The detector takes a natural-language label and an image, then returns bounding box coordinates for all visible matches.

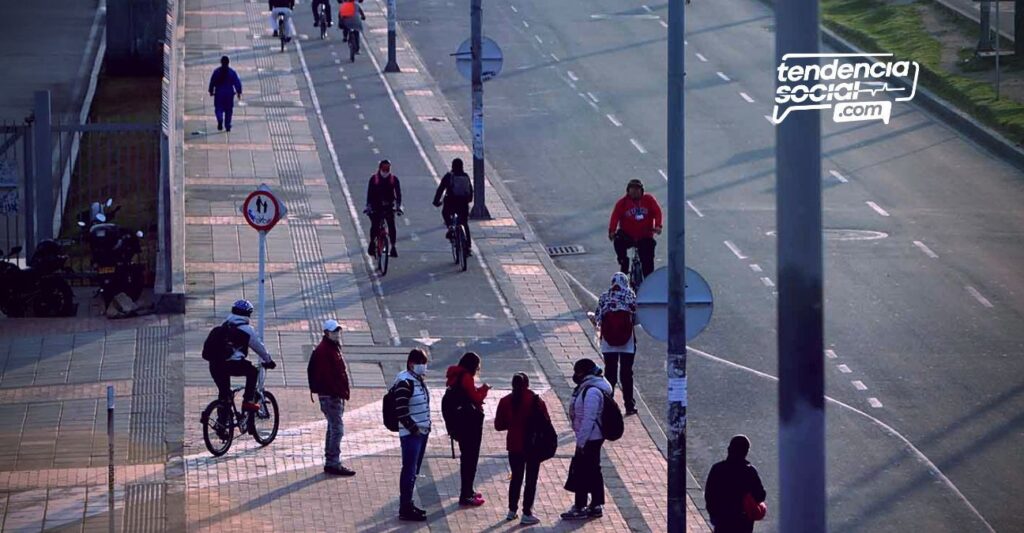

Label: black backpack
[201,322,247,362]
[525,396,558,462]
[584,386,624,441]
[382,379,411,432]
[442,385,482,442]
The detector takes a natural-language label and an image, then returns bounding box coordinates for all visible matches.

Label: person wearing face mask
[364,159,404,258]
[608,178,663,280]
[307,320,355,476]
[561,358,613,521]
[392,349,431,521]
[444,352,491,506]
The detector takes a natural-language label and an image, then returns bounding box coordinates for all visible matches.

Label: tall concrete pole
[666,0,687,530]
[469,0,490,219]
[384,0,400,72]
[775,0,826,531]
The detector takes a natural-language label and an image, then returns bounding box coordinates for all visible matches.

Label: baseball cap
[322,319,342,332]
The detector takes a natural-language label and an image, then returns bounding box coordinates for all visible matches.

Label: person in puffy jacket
[608,178,663,278]
[494,372,548,526]
[446,352,491,506]
[561,358,612,521]
[308,319,354,476]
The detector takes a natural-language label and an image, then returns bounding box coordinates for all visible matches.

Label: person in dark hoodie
[704,435,767,533]
[494,372,549,526]
[207,56,242,132]
[432,158,474,256]
[364,159,403,258]
[446,352,491,506]
[307,319,355,476]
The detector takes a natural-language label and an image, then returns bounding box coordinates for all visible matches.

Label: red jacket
[608,193,663,241]
[494,391,550,454]
[445,365,488,408]
[308,337,350,400]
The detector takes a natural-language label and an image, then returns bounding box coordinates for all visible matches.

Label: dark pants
[712,520,755,533]
[604,352,635,410]
[311,0,332,25]
[442,203,472,249]
[369,210,396,250]
[209,359,258,404]
[508,452,540,515]
[214,103,234,131]
[458,423,483,499]
[399,433,429,510]
[573,440,605,508]
[613,232,656,278]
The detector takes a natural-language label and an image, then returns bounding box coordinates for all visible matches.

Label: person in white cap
[308,319,355,476]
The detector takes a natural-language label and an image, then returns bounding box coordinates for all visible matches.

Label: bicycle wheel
[201,400,234,456]
[379,240,389,276]
[456,226,468,272]
[450,229,459,265]
[349,33,357,61]
[250,390,280,446]
[279,19,286,52]
[630,256,644,290]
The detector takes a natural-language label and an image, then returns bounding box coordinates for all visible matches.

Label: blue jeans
[399,433,429,509]
[319,396,345,468]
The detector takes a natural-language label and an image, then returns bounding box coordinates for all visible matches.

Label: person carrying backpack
[364,159,403,258]
[704,435,767,533]
[561,358,613,521]
[432,158,474,256]
[204,299,276,413]
[494,372,551,526]
[307,319,355,477]
[444,352,490,506]
[594,272,638,416]
[390,349,431,521]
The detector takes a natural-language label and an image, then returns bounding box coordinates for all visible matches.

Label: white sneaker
[505,511,518,521]
[520,514,540,525]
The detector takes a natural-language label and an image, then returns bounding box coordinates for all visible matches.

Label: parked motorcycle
[74,197,146,308]
[0,243,77,317]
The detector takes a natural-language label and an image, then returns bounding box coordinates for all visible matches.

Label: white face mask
[380,170,391,178]
[412,364,427,376]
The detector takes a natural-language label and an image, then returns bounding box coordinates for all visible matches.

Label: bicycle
[201,365,280,456]
[348,29,360,62]
[318,3,328,40]
[278,13,288,52]
[449,211,468,272]
[627,245,644,290]
[367,208,392,276]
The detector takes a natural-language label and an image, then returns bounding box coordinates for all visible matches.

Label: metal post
[776,0,825,530]
[979,2,993,51]
[257,230,267,339]
[384,0,400,72]
[468,0,490,220]
[33,91,54,250]
[22,124,34,256]
[995,2,1002,100]
[666,0,687,530]
[1015,0,1024,56]
[106,385,115,533]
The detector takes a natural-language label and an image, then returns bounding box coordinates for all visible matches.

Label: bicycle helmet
[627,178,644,193]
[231,299,254,317]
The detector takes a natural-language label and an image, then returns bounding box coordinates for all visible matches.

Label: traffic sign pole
[241,184,285,340]
[257,230,267,339]
[384,0,400,72]
[469,0,490,220]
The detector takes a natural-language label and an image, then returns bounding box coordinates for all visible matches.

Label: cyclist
[432,158,474,256]
[268,0,296,42]
[339,0,365,50]
[311,0,332,28]
[365,159,403,258]
[209,299,277,413]
[608,179,662,279]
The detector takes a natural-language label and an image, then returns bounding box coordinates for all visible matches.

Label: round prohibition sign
[242,190,282,232]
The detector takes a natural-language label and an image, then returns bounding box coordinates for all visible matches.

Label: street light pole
[384,0,400,72]
[775,0,826,531]
[666,0,687,530]
[469,0,490,219]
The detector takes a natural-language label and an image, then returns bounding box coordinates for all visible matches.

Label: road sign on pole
[453,37,503,82]
[241,185,286,339]
[634,266,713,343]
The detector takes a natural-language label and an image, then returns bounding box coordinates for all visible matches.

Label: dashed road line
[829,170,849,183]
[724,240,747,260]
[913,240,938,259]
[716,71,730,82]
[966,286,994,308]
[641,4,653,12]
[535,35,543,44]
[825,349,837,359]
[567,70,579,81]
[522,20,530,28]
[606,113,621,127]
[867,397,883,408]
[550,53,560,62]
[749,264,762,273]
[739,91,755,103]
[852,380,868,391]
[367,135,374,143]
[358,113,365,120]
[760,277,775,287]
[686,200,704,218]
[630,138,647,154]
[586,92,600,103]
[695,52,707,62]
[837,364,852,374]
[659,19,668,28]
[510,5,518,13]
[658,169,668,180]
[866,201,890,217]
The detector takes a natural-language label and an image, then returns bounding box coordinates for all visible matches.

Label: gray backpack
[449,173,472,200]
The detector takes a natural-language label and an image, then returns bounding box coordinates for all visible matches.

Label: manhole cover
[765,229,888,241]
[547,245,586,257]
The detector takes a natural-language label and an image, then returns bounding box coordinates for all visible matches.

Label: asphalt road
[372,0,1024,531]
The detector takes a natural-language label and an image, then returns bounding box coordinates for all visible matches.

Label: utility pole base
[470,205,491,220]
[384,62,401,73]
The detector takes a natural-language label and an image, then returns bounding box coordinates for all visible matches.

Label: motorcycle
[0,242,77,317]
[77,198,145,307]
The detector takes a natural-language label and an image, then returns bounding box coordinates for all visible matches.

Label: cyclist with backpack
[364,159,403,258]
[203,300,276,413]
[594,272,639,416]
[338,0,365,47]
[443,352,490,507]
[494,372,552,526]
[432,158,474,256]
[562,358,616,521]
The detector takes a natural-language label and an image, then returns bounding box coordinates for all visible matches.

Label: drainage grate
[547,245,586,257]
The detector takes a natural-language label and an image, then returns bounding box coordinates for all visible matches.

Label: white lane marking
[567,70,579,81]
[410,232,420,241]
[760,277,775,287]
[363,124,370,131]
[837,364,852,374]
[716,71,730,82]
[358,113,365,120]
[658,169,668,180]
[346,83,353,90]
[724,240,747,260]
[642,4,653,12]
[750,264,762,273]
[535,35,543,44]
[659,19,668,28]
[825,349,838,359]
[913,240,938,259]
[606,113,621,127]
[331,51,338,57]
[852,380,868,391]
[630,138,647,154]
[965,286,994,308]
[586,92,600,103]
[402,217,410,226]
[349,93,357,99]
[294,38,400,346]
[510,5,518,12]
[522,20,530,28]
[739,91,755,103]
[867,397,883,408]
[372,147,380,154]
[566,79,578,90]
[334,58,341,64]
[695,52,708,62]
[367,135,374,143]
[763,115,775,125]
[829,170,849,183]
[686,200,704,218]
[354,103,361,109]
[550,53,560,62]
[866,201,890,217]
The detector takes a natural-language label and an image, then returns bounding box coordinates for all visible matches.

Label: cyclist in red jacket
[608,179,662,278]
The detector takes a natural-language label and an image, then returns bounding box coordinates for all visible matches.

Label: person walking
[445,352,490,506]
[561,358,613,520]
[307,319,355,476]
[594,272,638,416]
[704,435,767,533]
[207,56,242,132]
[393,349,431,521]
[494,372,549,526]
[432,158,474,256]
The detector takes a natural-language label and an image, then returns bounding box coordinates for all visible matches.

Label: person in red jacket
[608,178,663,279]
[446,352,491,506]
[494,372,549,526]
[308,319,355,476]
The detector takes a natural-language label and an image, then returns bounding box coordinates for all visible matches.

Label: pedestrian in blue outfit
[208,55,242,132]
